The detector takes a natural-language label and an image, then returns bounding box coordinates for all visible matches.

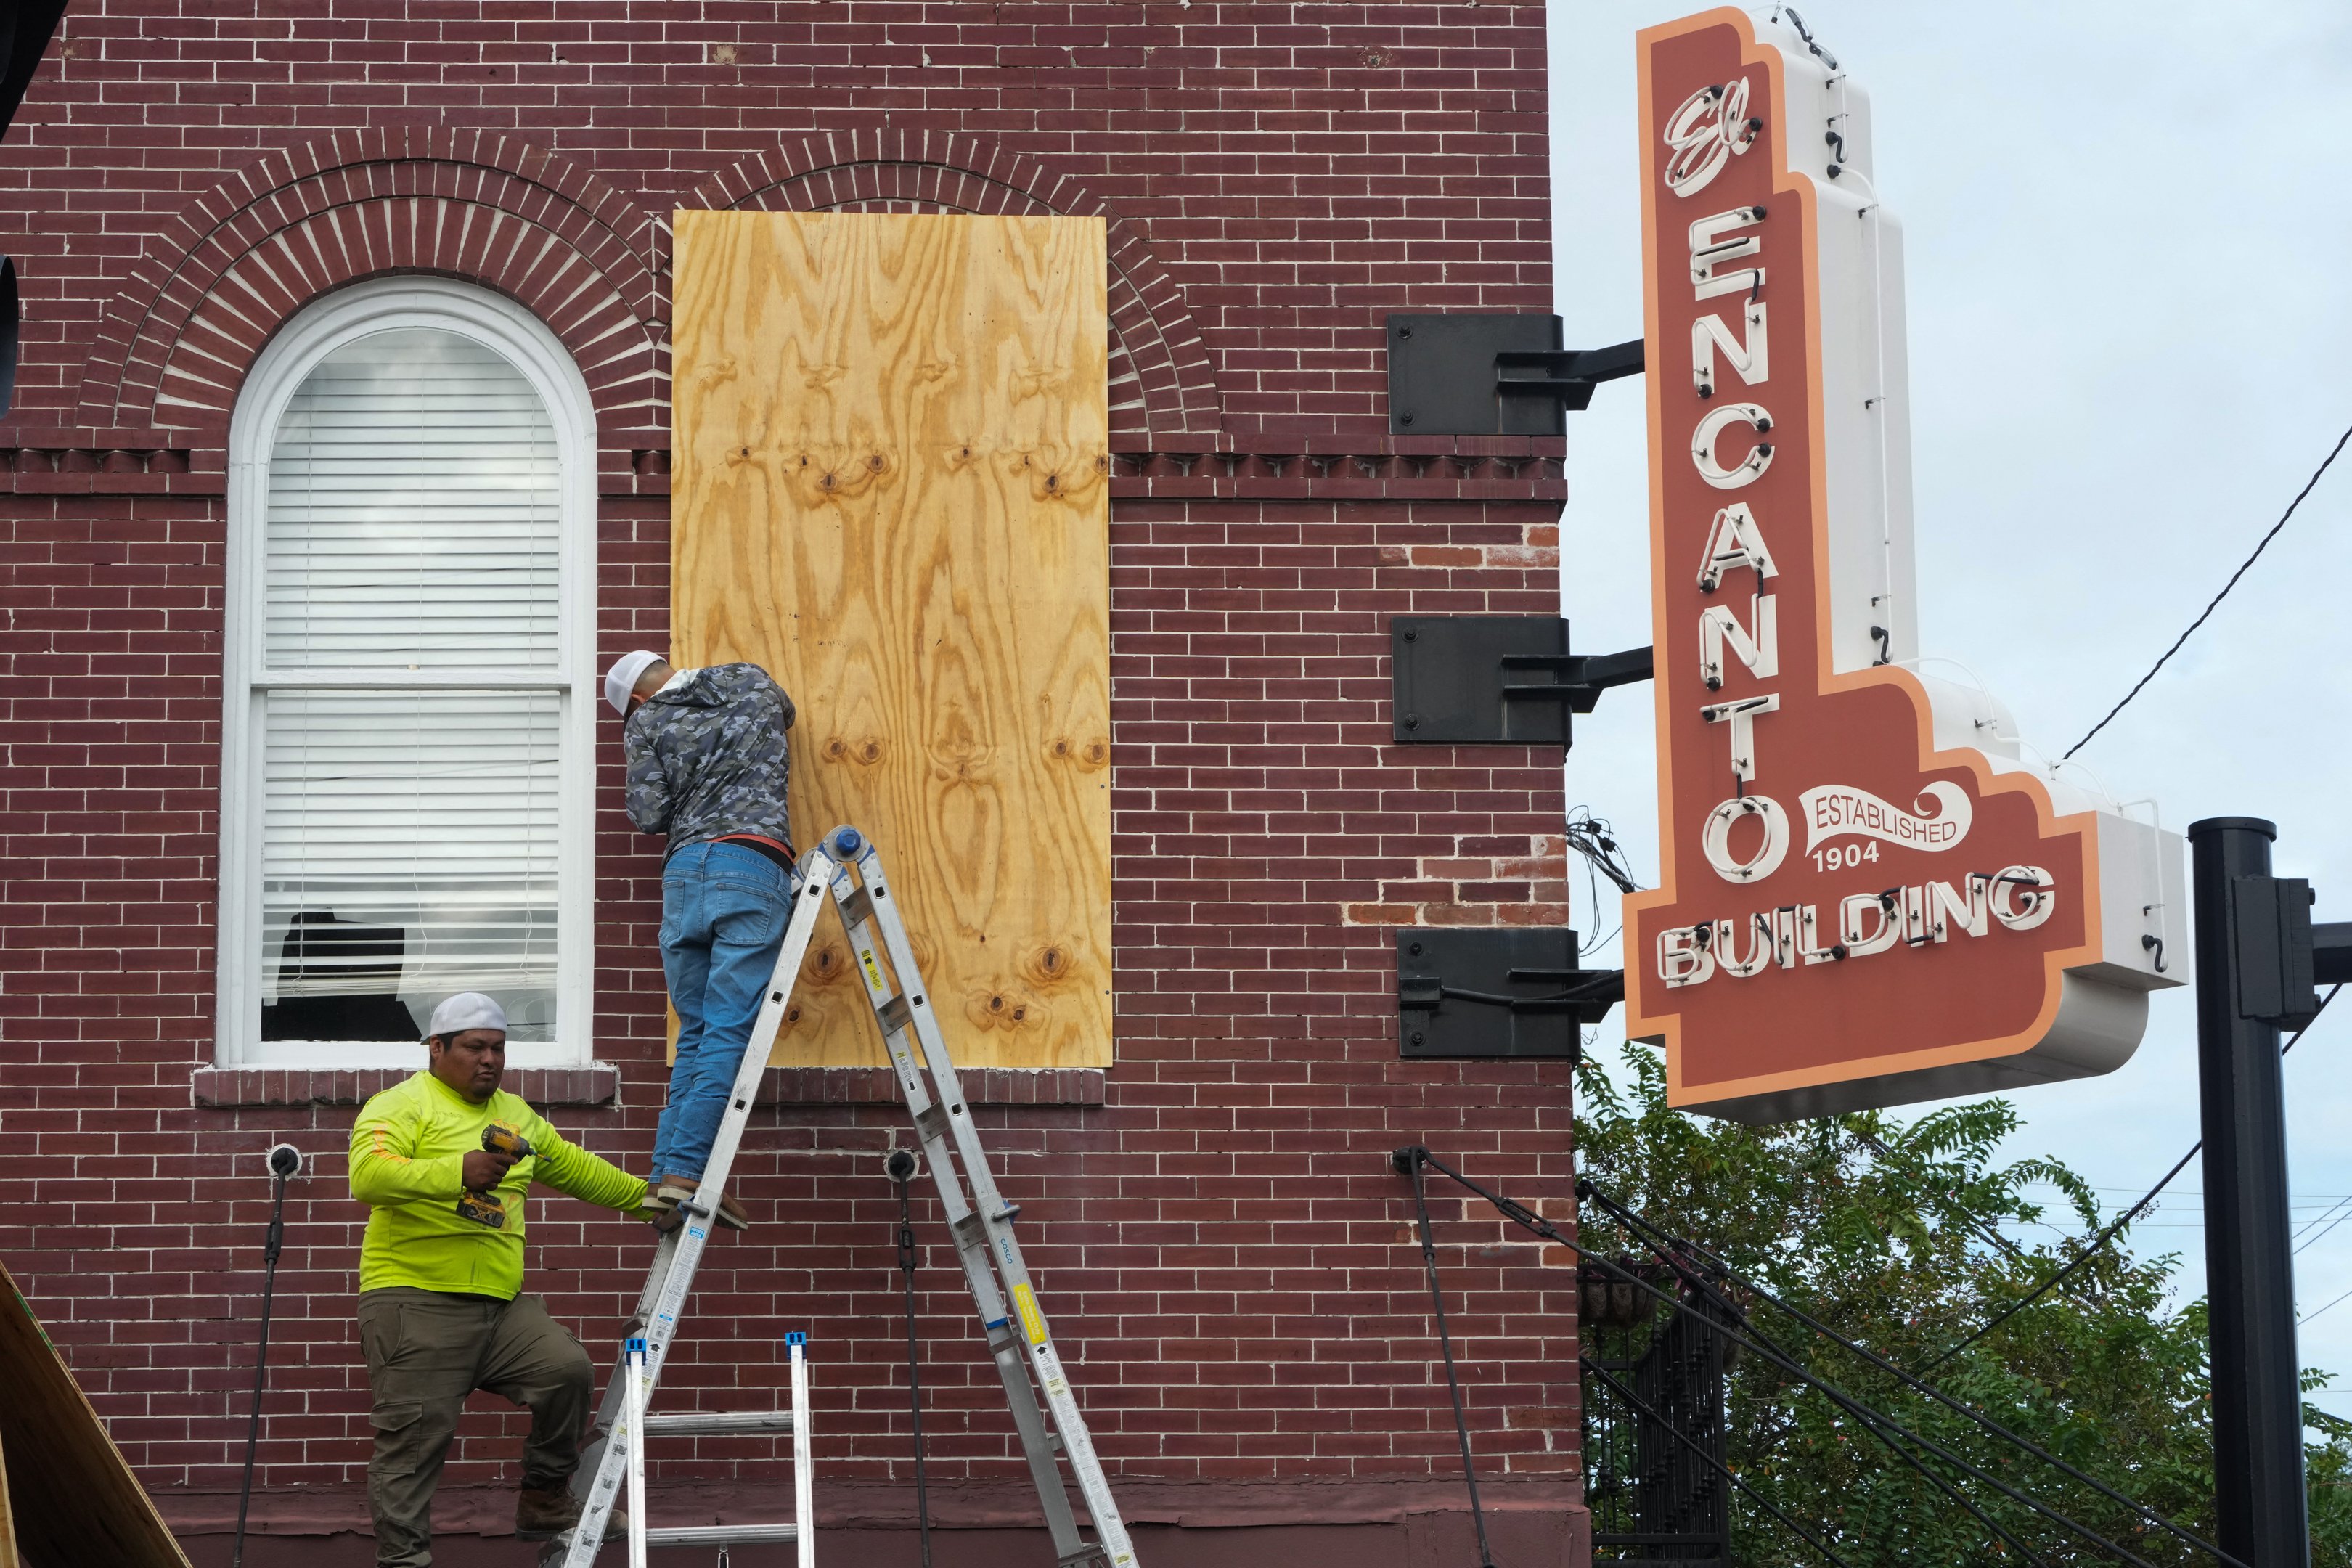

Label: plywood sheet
[0,1424,17,1568]
[0,1259,192,1568]
[671,211,1111,1069]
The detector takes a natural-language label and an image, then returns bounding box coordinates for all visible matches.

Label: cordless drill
[454,1123,534,1228]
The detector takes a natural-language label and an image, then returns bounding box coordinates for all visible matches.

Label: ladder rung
[643,1522,800,1546]
[915,1103,951,1143]
[1058,1546,1113,1568]
[952,1201,1020,1236]
[879,994,912,1034]
[641,1409,796,1436]
[952,1211,991,1246]
[839,886,877,927]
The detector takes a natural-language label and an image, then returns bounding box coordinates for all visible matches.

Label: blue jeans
[652,841,791,1182]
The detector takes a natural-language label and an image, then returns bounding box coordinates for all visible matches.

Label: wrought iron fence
[1583,1257,1739,1564]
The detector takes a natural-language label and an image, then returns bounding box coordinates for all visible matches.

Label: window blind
[260,690,562,1035]
[255,326,568,1044]
[266,329,560,669]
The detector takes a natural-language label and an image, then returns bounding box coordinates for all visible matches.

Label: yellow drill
[454,1122,534,1228]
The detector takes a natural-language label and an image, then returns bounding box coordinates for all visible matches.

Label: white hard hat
[425,992,507,1042]
[603,650,665,716]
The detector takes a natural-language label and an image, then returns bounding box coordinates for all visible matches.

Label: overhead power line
[1406,1146,2222,1567]
[2295,1194,2352,1256]
[2065,421,2352,759]
[2302,1280,2352,1328]
[1584,1182,2239,1568]
[1920,984,2342,1374]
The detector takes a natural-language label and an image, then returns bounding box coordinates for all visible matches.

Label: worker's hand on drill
[461,1146,521,1193]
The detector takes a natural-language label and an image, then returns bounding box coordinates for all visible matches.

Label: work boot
[632,1196,684,1234]
[651,1173,754,1231]
[515,1484,626,1542]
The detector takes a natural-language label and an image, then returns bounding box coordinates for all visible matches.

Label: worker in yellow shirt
[349,992,654,1566]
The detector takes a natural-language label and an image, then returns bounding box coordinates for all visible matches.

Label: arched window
[218,279,597,1067]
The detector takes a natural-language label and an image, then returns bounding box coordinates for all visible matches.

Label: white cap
[603,650,665,716]
[425,992,508,1042]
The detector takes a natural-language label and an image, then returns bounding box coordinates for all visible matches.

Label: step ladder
[548,826,1136,1568]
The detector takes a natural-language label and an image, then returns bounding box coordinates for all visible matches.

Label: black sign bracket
[1393,617,1653,748]
[1386,313,1645,436]
[1397,928,1622,1061]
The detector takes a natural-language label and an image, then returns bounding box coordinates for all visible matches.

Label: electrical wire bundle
[1394,1145,2260,1567]
[1564,808,1639,962]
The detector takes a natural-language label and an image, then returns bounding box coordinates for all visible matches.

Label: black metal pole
[886,1148,933,1568]
[234,1144,302,1568]
[2190,816,2309,1567]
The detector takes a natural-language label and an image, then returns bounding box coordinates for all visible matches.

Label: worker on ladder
[605,648,798,1233]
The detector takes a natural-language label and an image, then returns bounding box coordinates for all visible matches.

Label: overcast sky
[1547,0,2352,1402]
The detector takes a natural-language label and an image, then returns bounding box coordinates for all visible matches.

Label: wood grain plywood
[0,1261,192,1568]
[670,211,1111,1069]
[0,1426,15,1568]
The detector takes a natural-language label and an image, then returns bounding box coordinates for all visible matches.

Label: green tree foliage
[1575,1042,2352,1563]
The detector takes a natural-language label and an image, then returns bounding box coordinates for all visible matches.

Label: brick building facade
[0,4,1583,1563]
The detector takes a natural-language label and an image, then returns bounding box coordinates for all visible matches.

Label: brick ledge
[189,1063,1106,1109]
[157,1474,1578,1535]
[192,1063,619,1108]
[0,430,1568,502]
[759,1066,1106,1107]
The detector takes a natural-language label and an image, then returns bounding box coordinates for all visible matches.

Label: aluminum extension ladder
[550,825,1137,1568]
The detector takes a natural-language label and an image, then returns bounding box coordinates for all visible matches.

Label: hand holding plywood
[0,1259,192,1568]
[670,211,1111,1069]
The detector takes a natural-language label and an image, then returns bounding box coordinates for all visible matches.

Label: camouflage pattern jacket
[622,663,796,858]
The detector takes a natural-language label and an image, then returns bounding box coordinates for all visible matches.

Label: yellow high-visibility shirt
[349,1071,648,1299]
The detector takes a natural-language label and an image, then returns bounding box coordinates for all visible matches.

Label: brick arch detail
[679,131,1222,439]
[73,128,665,438]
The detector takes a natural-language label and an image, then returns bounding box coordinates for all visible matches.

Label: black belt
[669,835,797,873]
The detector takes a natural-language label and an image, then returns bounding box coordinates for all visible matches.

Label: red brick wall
[0,4,1583,1563]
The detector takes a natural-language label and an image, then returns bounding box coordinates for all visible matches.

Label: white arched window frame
[217,277,598,1068]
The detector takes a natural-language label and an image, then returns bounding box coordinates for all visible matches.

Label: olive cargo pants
[358,1287,596,1567]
